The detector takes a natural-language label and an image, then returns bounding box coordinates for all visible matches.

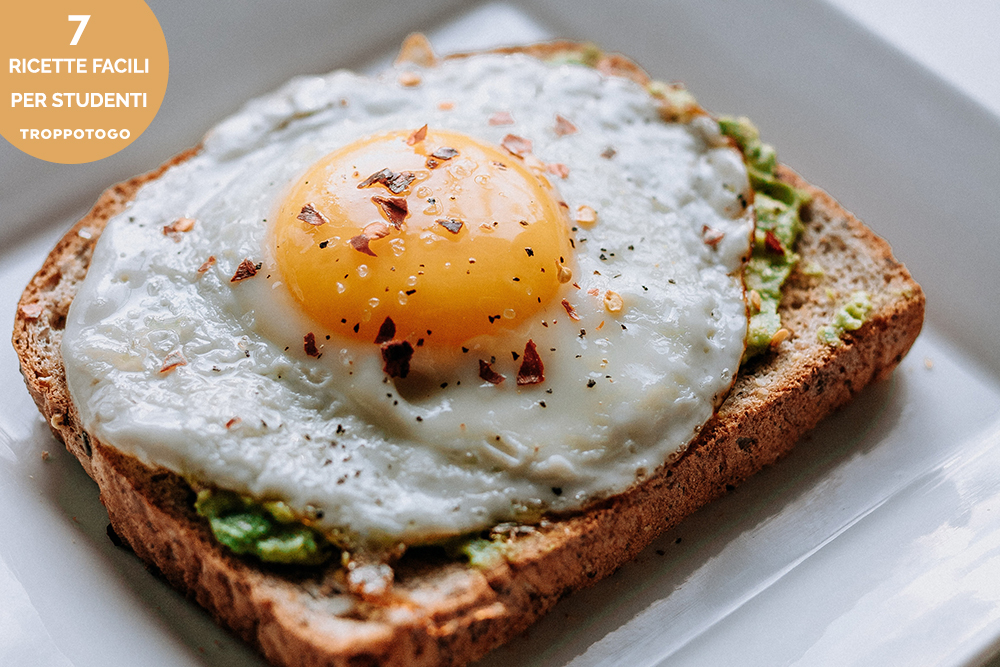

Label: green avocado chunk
[457,537,508,569]
[719,116,810,359]
[194,489,333,566]
[818,291,873,345]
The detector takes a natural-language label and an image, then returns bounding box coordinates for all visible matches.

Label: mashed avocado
[456,538,509,569]
[194,488,333,566]
[818,291,873,345]
[718,116,810,358]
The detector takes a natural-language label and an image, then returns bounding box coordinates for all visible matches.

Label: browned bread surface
[12,46,924,667]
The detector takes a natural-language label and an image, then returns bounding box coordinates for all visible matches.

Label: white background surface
[827,0,1000,118]
[2,1,999,666]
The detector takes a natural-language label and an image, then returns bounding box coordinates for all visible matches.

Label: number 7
[68,15,90,46]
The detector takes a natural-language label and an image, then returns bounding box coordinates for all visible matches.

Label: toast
[12,41,924,667]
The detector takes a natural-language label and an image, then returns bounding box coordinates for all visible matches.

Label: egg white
[63,53,753,547]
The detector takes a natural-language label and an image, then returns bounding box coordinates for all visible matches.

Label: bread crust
[12,44,924,667]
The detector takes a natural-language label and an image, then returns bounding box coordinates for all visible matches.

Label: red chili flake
[358,168,393,189]
[350,221,392,256]
[436,218,463,234]
[197,256,216,274]
[431,146,458,160]
[702,225,725,247]
[371,196,408,228]
[478,359,505,385]
[516,340,544,386]
[387,171,415,194]
[554,114,577,136]
[547,163,570,179]
[225,417,241,429]
[587,287,599,296]
[374,317,396,344]
[349,234,376,256]
[600,146,617,159]
[501,134,532,157]
[764,230,785,255]
[297,203,329,226]
[230,258,260,282]
[304,332,320,357]
[163,217,195,241]
[488,111,514,126]
[381,340,414,379]
[560,299,581,321]
[406,124,428,146]
[159,349,187,374]
[357,168,416,194]
[19,302,44,320]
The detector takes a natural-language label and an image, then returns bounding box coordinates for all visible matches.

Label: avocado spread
[818,291,872,345]
[719,116,810,359]
[194,488,333,566]
[455,537,509,569]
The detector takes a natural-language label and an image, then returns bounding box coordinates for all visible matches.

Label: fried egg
[62,49,754,548]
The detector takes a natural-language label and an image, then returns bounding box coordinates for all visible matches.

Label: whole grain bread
[12,42,924,667]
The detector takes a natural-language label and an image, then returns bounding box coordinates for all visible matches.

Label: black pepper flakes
[381,340,414,378]
[374,317,396,344]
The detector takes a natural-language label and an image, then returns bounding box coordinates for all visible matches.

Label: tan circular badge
[0,0,168,164]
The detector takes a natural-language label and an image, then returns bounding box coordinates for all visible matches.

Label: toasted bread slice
[12,43,923,667]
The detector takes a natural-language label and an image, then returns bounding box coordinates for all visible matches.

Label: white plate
[2,2,1000,666]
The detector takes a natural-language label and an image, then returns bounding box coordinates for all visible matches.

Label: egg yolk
[272,129,574,347]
